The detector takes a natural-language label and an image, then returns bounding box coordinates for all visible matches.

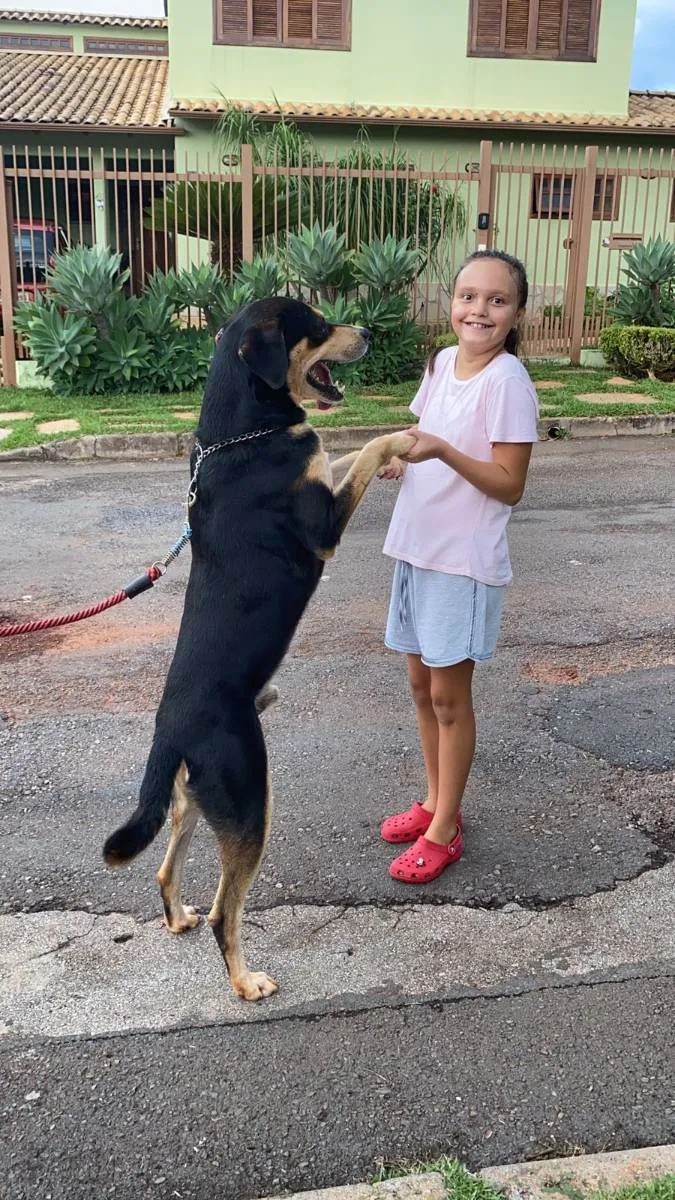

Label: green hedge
[599,324,675,381]
[433,330,459,351]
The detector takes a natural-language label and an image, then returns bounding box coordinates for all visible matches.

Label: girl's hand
[377,455,406,480]
[400,429,448,464]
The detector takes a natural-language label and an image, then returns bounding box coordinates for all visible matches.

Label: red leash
[0,564,167,638]
[0,429,276,640]
[0,566,163,638]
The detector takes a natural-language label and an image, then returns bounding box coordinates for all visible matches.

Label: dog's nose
[358,326,370,342]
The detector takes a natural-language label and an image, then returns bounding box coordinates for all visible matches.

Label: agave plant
[357,291,409,331]
[317,294,361,325]
[46,245,128,337]
[237,254,286,299]
[134,293,177,337]
[286,223,354,300]
[613,236,675,327]
[353,235,421,297]
[97,326,152,388]
[143,268,184,312]
[176,263,238,335]
[13,300,97,393]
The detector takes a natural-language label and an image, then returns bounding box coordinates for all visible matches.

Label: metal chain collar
[187,427,280,508]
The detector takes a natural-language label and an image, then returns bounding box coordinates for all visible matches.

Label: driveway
[0,436,673,1200]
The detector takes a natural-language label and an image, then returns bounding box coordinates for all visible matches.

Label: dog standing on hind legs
[103,298,414,1001]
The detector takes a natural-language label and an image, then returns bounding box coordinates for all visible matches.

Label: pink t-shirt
[383,347,539,585]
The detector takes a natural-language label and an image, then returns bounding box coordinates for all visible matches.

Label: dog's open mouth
[306,360,345,411]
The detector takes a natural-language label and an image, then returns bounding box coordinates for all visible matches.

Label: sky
[8,0,675,91]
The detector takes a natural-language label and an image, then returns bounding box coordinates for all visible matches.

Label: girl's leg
[406,654,438,813]
[425,659,476,845]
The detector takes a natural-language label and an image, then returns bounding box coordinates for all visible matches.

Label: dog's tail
[103,735,181,867]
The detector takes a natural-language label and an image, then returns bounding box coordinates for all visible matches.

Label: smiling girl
[378,249,539,884]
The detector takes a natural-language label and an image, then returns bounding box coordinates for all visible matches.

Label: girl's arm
[402,431,532,506]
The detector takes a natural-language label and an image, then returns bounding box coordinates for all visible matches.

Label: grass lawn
[373,1157,675,1200]
[0,362,673,453]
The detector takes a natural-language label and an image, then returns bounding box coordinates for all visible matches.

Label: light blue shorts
[385,559,505,667]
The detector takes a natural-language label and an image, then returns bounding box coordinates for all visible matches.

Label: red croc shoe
[380,803,462,845]
[389,831,463,884]
[380,801,433,844]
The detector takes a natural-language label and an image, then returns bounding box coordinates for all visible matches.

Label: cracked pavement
[0,436,674,1199]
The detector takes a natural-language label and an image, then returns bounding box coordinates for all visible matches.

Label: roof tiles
[170,91,675,133]
[0,49,169,128]
[0,10,166,28]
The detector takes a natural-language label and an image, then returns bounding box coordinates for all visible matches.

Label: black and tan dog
[103,297,413,1001]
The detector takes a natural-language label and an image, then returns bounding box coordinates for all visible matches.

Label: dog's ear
[238,321,288,390]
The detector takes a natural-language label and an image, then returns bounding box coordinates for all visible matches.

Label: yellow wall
[169,0,636,118]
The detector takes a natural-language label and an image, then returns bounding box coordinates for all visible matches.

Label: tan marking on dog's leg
[295,445,332,489]
[255,682,280,714]
[330,450,360,485]
[333,432,415,534]
[156,764,200,934]
[208,779,277,1002]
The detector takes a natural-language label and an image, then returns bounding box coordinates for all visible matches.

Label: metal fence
[1,138,674,385]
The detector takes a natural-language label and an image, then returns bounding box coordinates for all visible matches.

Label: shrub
[14,245,218,394]
[433,330,459,351]
[345,319,424,387]
[599,324,675,380]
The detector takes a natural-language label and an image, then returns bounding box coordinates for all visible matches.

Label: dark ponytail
[429,249,528,375]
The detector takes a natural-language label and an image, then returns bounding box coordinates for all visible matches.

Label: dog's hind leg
[255,682,280,714]
[195,710,278,1002]
[156,764,200,934]
[208,784,277,1001]
[207,785,277,1001]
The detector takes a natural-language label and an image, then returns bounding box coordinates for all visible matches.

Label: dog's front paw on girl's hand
[378,456,405,480]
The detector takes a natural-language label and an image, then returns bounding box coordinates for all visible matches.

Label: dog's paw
[233,970,279,1002]
[163,904,200,934]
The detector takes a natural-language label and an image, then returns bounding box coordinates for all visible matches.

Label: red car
[13,219,68,302]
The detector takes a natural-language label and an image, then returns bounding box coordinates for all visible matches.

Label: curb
[0,415,673,464]
[479,1143,675,1199]
[251,1146,675,1200]
[256,1174,445,1200]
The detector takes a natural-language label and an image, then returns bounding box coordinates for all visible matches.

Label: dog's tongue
[316,398,332,411]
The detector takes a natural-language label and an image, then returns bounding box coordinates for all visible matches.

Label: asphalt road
[0,436,673,1200]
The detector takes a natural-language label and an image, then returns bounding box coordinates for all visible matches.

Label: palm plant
[144,111,465,276]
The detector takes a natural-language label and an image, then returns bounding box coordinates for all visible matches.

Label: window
[670,182,675,223]
[532,173,575,219]
[531,172,620,220]
[83,36,168,56]
[469,0,601,61]
[0,32,74,51]
[214,0,351,49]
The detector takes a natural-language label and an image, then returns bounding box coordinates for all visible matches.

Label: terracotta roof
[170,91,675,134]
[0,49,170,129]
[0,9,166,27]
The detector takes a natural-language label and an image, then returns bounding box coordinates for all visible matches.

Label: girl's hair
[428,249,529,375]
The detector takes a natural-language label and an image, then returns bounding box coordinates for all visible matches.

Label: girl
[379,249,539,884]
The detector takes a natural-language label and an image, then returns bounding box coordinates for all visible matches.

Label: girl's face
[451,259,523,355]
